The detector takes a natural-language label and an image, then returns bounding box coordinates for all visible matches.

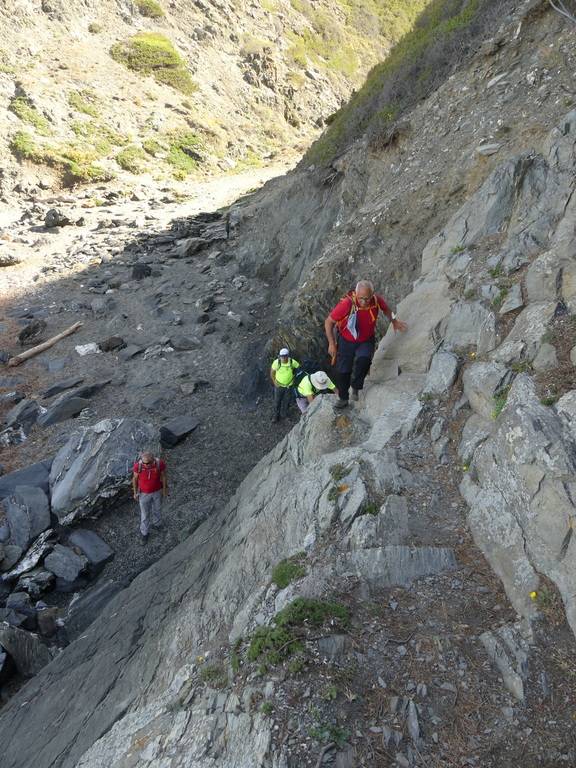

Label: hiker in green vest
[296,370,336,414]
[270,347,300,422]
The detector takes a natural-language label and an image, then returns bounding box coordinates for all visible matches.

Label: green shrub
[305,0,498,165]
[71,120,129,147]
[116,145,147,172]
[110,32,197,95]
[260,701,274,715]
[492,287,508,310]
[9,131,44,161]
[199,664,228,689]
[136,0,165,18]
[68,90,100,117]
[165,129,203,175]
[271,553,307,589]
[492,385,511,419]
[88,22,102,34]
[9,97,51,135]
[143,137,165,156]
[248,625,302,665]
[275,597,349,628]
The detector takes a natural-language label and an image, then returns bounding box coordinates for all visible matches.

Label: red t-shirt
[133,459,166,493]
[330,293,391,343]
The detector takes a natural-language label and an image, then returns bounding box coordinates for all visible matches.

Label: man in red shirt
[324,280,407,408]
[132,451,167,544]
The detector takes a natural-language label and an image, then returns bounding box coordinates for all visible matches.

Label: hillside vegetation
[305,0,514,165]
[0,0,432,195]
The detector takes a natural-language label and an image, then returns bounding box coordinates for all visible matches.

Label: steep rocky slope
[0,0,426,199]
[1,1,576,766]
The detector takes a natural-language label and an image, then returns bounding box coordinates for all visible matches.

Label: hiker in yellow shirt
[270,347,301,423]
[296,370,336,414]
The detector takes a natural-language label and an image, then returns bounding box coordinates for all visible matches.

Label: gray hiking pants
[139,490,162,536]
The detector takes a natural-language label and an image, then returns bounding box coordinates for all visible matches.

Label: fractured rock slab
[3,486,50,550]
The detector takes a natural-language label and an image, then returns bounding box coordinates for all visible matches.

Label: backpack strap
[137,458,160,473]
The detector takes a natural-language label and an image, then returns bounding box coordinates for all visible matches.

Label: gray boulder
[49,418,158,524]
[44,544,88,582]
[0,646,16,685]
[491,302,556,364]
[2,486,50,549]
[160,416,200,448]
[41,377,84,399]
[499,284,524,314]
[340,545,456,588]
[0,460,53,500]
[441,301,498,355]
[462,362,512,420]
[37,396,91,427]
[458,414,493,463]
[5,399,39,429]
[423,350,459,395]
[0,625,57,676]
[68,529,114,574]
[16,568,55,598]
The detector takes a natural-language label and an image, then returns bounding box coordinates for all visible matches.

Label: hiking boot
[140,533,149,545]
[351,389,359,402]
[334,398,349,409]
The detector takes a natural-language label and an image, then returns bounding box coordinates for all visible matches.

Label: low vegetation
[165,129,203,178]
[9,130,113,185]
[136,0,165,18]
[199,663,228,689]
[115,145,147,173]
[110,32,197,96]
[305,0,510,165]
[492,385,511,419]
[68,90,100,117]
[247,598,349,669]
[88,22,102,34]
[271,553,307,589]
[9,97,51,135]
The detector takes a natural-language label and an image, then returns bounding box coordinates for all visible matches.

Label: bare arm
[324,316,337,364]
[270,366,277,386]
[132,472,139,499]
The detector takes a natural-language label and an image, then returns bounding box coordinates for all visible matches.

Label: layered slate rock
[44,544,88,583]
[49,418,158,524]
[0,460,53,500]
[68,530,114,574]
[41,377,84,399]
[5,399,39,430]
[37,396,91,427]
[0,625,57,676]
[2,486,50,550]
[159,415,200,447]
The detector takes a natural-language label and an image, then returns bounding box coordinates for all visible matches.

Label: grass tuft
[136,0,165,17]
[272,553,307,589]
[9,97,51,135]
[492,385,511,420]
[110,32,197,95]
[68,90,100,117]
[116,145,147,173]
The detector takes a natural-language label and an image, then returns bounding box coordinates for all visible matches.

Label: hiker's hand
[133,491,139,500]
[392,318,408,333]
[328,342,337,365]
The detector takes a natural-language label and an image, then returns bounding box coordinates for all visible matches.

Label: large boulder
[2,486,50,549]
[0,625,57,676]
[0,460,53,500]
[44,544,88,583]
[37,396,91,427]
[49,418,158,524]
[68,529,114,574]
[462,362,512,420]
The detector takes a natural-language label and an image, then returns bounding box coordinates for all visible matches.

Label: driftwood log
[7,321,83,367]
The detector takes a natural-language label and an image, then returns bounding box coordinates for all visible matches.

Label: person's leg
[139,493,151,537]
[273,386,283,421]
[351,339,376,394]
[151,490,162,528]
[279,386,290,418]
[335,337,356,402]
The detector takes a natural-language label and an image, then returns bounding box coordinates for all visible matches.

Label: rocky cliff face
[0,0,424,199]
[1,1,576,766]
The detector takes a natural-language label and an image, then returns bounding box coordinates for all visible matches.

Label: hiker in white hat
[295,369,336,414]
[270,346,301,423]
